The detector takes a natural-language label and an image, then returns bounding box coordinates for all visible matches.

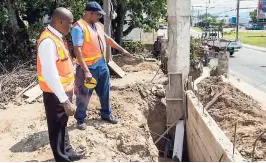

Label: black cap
[85,1,106,15]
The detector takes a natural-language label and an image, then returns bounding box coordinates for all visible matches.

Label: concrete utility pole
[197,10,200,27]
[103,0,112,62]
[236,0,240,40]
[166,0,191,124]
[191,6,194,26]
[206,3,208,21]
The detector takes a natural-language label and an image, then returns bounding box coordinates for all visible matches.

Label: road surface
[230,48,266,93]
[190,30,266,93]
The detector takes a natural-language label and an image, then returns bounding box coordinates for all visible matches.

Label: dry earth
[0,55,168,162]
[197,76,266,161]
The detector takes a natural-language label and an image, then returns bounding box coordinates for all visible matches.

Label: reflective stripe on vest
[38,75,74,83]
[74,19,107,65]
[37,29,74,93]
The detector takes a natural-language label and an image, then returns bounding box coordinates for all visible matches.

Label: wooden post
[103,0,112,62]
[166,0,191,124]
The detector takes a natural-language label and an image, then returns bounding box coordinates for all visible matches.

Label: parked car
[245,24,265,30]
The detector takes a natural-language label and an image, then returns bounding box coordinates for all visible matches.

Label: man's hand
[84,71,92,83]
[122,49,132,57]
[63,100,76,116]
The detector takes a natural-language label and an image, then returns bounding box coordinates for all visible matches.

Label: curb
[242,44,266,52]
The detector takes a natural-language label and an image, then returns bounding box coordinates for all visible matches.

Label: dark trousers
[43,92,74,162]
[74,64,112,123]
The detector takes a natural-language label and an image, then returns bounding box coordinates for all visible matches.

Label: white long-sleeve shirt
[38,25,69,103]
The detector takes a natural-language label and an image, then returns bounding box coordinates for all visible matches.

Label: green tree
[56,0,166,44]
[111,0,167,44]
[249,9,257,23]
[0,0,55,68]
[0,0,166,68]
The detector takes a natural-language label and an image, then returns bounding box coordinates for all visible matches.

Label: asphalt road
[190,30,266,93]
[230,48,266,93]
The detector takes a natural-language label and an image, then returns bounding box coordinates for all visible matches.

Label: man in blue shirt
[72,1,132,130]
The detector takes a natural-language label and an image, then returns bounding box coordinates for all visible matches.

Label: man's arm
[105,35,132,57]
[38,38,69,103]
[71,25,92,82]
[73,46,89,73]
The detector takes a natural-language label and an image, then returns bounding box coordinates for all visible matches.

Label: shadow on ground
[9,125,77,153]
[26,158,54,162]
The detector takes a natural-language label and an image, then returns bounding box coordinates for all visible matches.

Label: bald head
[51,7,73,36]
[52,7,73,21]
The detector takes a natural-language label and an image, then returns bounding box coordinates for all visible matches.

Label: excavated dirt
[0,56,168,162]
[197,76,266,161]
[112,55,158,73]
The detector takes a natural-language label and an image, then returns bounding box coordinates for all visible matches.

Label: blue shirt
[71,23,108,69]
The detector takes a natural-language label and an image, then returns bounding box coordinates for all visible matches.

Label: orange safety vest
[37,29,74,93]
[73,19,106,66]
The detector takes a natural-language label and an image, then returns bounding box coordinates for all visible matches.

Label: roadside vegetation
[224,31,266,48]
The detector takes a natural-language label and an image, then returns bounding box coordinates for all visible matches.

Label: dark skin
[50,7,74,36]
[50,7,75,116]
[74,11,132,84]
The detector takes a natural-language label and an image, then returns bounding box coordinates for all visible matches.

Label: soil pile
[197,76,266,161]
[0,56,167,162]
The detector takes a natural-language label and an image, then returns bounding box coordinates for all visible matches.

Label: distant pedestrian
[153,37,162,60]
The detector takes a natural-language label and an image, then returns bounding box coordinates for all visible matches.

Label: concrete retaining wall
[186,90,244,162]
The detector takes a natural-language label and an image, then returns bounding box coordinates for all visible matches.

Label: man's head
[83,1,106,23]
[51,7,73,36]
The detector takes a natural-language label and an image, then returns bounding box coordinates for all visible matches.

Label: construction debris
[23,85,42,104]
[108,60,126,78]
[204,89,224,112]
[0,62,36,104]
[197,76,266,161]
[0,55,169,162]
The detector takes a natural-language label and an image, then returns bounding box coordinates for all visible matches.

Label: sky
[191,0,258,18]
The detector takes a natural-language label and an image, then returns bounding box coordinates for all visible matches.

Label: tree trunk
[123,24,135,37]
[7,0,19,34]
[114,3,126,45]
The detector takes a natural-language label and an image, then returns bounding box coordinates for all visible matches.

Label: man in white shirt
[37,7,84,161]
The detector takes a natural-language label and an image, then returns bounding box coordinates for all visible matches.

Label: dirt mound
[197,76,266,161]
[0,56,168,162]
[113,55,158,73]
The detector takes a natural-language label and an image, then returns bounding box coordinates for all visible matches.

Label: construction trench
[1,50,266,161]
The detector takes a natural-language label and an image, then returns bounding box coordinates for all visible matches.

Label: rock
[210,66,218,76]
[255,150,264,159]
[151,86,157,93]
[145,58,157,62]
[155,89,165,97]
[14,101,22,106]
[151,84,165,97]
[139,89,147,98]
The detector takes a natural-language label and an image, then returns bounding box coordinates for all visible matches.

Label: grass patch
[224,31,266,48]
[191,27,203,32]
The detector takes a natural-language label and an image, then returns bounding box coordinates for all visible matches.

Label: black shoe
[68,150,85,161]
[101,115,119,124]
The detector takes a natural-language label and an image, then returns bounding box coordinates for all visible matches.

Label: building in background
[223,17,250,27]
[257,0,266,26]
[258,0,266,19]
